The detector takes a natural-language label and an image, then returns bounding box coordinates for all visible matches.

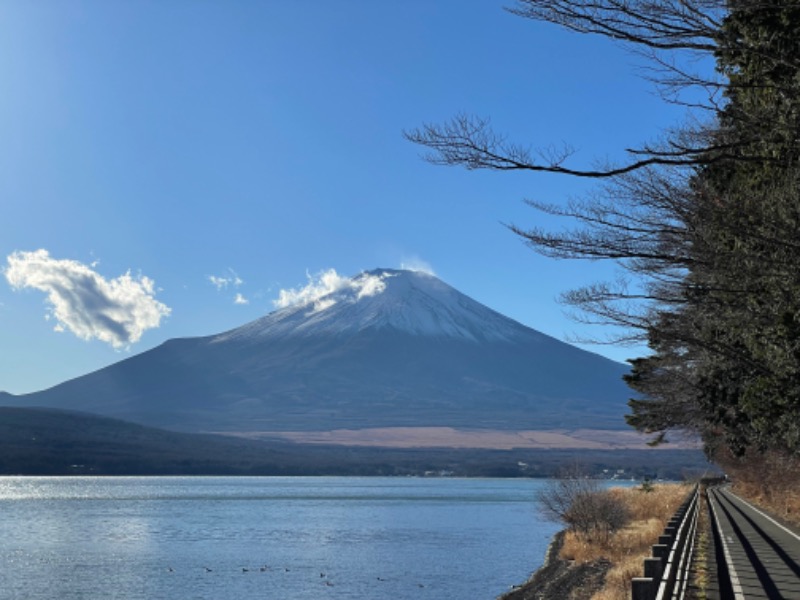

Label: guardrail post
[643,557,663,582]
[652,543,670,565]
[632,577,656,600]
[632,484,700,600]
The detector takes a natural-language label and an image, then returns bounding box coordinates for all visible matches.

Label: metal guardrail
[631,483,700,600]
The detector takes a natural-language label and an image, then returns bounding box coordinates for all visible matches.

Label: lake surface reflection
[0,476,559,600]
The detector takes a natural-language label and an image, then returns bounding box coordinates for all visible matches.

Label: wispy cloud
[208,268,244,291]
[4,249,170,348]
[273,269,390,311]
[400,256,435,275]
[208,268,248,305]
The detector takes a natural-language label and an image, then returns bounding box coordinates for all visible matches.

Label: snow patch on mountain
[212,268,537,344]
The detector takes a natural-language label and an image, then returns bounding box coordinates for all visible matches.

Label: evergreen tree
[649,2,800,455]
[407,1,800,461]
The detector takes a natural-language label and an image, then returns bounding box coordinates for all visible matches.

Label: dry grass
[690,494,711,600]
[733,479,800,527]
[557,483,691,600]
[716,450,800,527]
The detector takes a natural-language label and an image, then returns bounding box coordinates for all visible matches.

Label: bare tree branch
[506,0,723,51]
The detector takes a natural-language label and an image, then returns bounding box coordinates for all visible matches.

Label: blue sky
[1,1,689,395]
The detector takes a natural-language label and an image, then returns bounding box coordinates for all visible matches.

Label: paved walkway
[708,487,800,599]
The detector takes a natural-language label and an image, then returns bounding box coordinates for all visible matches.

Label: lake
[0,476,560,600]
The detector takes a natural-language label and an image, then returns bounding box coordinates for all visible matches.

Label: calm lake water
[0,476,560,600]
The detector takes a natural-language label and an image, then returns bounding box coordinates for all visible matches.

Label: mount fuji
[1,269,634,440]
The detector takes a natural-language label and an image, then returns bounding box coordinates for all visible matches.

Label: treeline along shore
[0,407,706,478]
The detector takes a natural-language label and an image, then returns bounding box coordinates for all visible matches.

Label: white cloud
[274,269,347,309]
[400,257,435,275]
[273,269,390,310]
[4,249,171,348]
[357,274,387,299]
[209,275,228,290]
[311,297,337,313]
[208,269,244,291]
[234,293,249,305]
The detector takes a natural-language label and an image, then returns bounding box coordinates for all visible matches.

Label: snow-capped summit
[213,269,531,343]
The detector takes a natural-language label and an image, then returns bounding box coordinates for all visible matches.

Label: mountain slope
[3,269,633,433]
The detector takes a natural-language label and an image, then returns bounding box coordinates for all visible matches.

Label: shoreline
[498,530,564,599]
[498,530,609,600]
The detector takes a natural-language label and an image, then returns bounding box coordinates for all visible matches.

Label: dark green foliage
[626,167,800,455]
[651,3,800,457]
[498,2,800,461]
[408,2,800,463]
[715,2,800,165]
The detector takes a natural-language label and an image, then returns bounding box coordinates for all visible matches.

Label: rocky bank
[499,531,610,600]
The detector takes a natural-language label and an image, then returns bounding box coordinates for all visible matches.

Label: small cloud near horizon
[234,293,249,305]
[4,249,170,348]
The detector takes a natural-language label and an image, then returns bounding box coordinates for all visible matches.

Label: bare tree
[405,2,799,178]
[536,465,630,536]
[406,2,800,458]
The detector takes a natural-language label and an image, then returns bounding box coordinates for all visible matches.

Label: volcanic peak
[212,268,532,344]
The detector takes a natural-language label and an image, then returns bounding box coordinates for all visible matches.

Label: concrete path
[708,486,800,599]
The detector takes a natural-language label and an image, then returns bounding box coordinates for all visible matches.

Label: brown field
[236,427,700,450]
